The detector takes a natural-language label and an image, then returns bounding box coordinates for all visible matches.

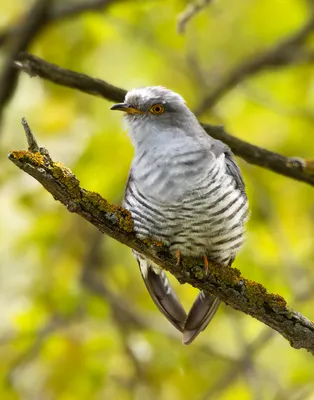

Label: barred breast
[124,153,249,267]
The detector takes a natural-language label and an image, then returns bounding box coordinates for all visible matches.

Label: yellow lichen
[50,161,80,194]
[245,280,287,310]
[210,262,241,286]
[266,293,287,310]
[82,191,134,232]
[9,150,44,167]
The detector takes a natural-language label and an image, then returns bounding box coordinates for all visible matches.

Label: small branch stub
[21,117,39,152]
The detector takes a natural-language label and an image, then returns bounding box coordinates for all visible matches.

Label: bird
[111,86,249,344]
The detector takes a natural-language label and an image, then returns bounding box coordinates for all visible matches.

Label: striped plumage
[111,86,249,344]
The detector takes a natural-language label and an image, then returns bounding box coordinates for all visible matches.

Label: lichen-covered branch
[14,52,314,187]
[8,119,314,354]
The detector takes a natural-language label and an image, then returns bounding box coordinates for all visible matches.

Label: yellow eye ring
[150,104,165,115]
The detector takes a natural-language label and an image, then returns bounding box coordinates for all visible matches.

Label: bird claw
[175,251,211,276]
[203,255,209,275]
[175,250,181,266]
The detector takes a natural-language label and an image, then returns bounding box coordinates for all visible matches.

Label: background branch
[0,0,52,127]
[8,119,314,354]
[0,0,120,48]
[194,15,314,114]
[14,52,314,187]
[177,0,214,34]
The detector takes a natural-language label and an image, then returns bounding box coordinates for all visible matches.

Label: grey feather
[183,292,221,345]
[135,254,187,332]
[209,137,246,193]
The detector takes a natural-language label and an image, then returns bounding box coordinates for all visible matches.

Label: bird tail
[135,253,187,332]
[182,291,221,345]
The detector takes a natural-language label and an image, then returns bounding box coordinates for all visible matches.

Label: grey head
[111,86,205,147]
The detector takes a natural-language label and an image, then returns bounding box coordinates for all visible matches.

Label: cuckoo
[111,86,249,344]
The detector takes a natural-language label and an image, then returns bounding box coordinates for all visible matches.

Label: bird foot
[203,255,209,275]
[175,250,181,266]
[175,251,211,275]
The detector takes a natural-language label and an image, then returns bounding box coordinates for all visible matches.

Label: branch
[202,329,274,399]
[7,310,83,384]
[203,124,314,187]
[0,0,52,126]
[194,15,314,114]
[15,52,126,102]
[177,0,213,34]
[8,119,314,354]
[14,52,314,187]
[0,0,119,48]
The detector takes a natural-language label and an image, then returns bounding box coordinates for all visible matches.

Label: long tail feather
[136,254,187,332]
[182,291,221,345]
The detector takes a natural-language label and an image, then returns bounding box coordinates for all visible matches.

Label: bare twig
[7,119,314,354]
[7,311,83,384]
[177,0,213,34]
[195,15,314,115]
[0,0,52,127]
[14,52,314,187]
[15,52,127,102]
[0,0,120,48]
[22,117,39,152]
[201,329,275,400]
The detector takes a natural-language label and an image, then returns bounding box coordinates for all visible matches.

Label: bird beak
[110,103,142,114]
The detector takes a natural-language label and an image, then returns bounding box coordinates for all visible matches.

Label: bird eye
[150,104,165,115]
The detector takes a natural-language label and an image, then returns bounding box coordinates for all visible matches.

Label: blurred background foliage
[1,0,314,399]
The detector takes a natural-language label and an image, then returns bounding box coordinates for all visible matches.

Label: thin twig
[7,311,83,385]
[0,0,119,48]
[14,52,314,187]
[177,0,213,34]
[22,117,39,152]
[201,329,274,400]
[0,0,52,128]
[194,15,314,115]
[7,120,314,354]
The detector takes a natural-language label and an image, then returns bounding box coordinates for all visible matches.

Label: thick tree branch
[8,119,314,354]
[14,52,314,187]
[195,15,314,114]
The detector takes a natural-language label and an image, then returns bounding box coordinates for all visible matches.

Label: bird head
[111,86,199,146]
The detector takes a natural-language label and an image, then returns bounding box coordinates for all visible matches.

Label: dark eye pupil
[155,106,160,112]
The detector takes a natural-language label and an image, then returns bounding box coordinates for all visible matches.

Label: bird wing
[208,137,246,192]
[182,292,221,345]
[134,252,187,332]
[181,135,245,344]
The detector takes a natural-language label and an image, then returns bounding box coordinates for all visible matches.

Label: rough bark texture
[8,120,314,355]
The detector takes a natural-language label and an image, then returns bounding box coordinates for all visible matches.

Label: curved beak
[110,103,142,114]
